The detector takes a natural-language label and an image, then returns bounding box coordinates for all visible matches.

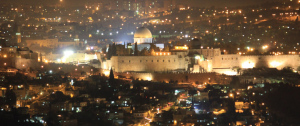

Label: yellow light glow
[270,61,282,68]
[242,62,255,68]
[103,70,110,76]
[262,45,268,49]
[174,46,188,50]
[146,77,152,81]
[213,109,226,115]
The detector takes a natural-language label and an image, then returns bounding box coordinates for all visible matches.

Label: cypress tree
[134,42,138,56]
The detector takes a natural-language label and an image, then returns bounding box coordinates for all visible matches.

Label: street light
[229,93,234,98]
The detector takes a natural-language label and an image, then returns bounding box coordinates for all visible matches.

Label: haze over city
[1,0,274,7]
[0,0,300,125]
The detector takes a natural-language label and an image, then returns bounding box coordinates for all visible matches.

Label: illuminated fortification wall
[25,39,78,48]
[26,39,59,47]
[115,72,229,84]
[190,48,221,60]
[102,49,300,75]
[213,54,300,70]
[108,55,188,72]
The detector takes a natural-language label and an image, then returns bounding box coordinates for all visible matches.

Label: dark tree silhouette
[5,89,16,108]
[134,42,138,56]
[109,68,114,84]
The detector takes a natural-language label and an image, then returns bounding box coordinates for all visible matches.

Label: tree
[5,89,16,108]
[45,110,59,126]
[134,42,138,56]
[140,48,149,56]
[50,91,67,103]
[112,42,117,56]
[106,43,116,60]
[107,44,112,59]
[109,68,114,84]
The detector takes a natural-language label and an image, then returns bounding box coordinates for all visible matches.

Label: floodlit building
[133,27,153,44]
[102,27,300,75]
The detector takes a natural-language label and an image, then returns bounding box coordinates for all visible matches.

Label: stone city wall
[213,54,300,70]
[114,72,227,84]
[110,55,187,72]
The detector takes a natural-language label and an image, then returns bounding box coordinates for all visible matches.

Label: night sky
[0,0,274,7]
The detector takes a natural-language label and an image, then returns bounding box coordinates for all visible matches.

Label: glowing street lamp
[229,93,234,98]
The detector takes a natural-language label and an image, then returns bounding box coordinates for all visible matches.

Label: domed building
[134,27,153,44]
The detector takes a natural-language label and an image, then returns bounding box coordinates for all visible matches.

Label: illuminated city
[0,0,300,125]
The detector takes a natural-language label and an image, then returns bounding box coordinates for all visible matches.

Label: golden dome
[134,27,152,38]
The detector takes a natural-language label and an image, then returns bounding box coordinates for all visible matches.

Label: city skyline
[0,0,300,125]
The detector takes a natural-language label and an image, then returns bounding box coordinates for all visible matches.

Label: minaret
[16,26,21,44]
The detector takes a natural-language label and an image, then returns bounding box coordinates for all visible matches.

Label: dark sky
[1,0,273,8]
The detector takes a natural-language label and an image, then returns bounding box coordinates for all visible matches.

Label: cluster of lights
[86,47,94,50]
[262,45,268,50]
[288,52,297,54]
[247,47,254,51]
[238,52,245,55]
[271,52,283,55]
[155,52,170,56]
[174,45,188,50]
